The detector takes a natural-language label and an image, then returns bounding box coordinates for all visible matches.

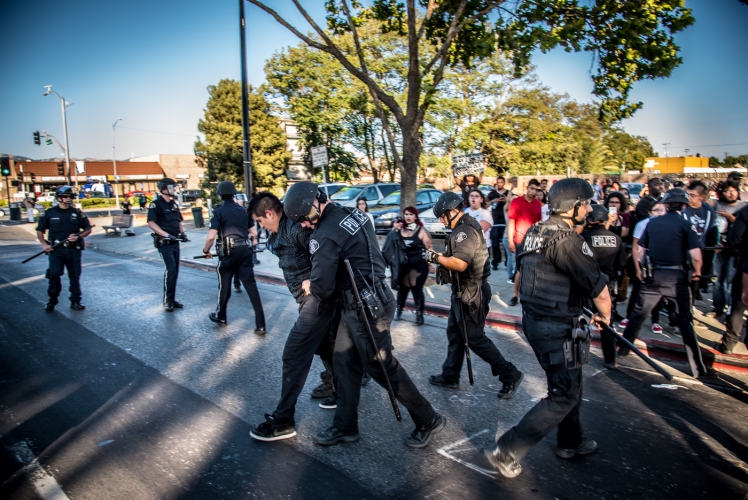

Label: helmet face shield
[299,204,320,224]
[163,185,176,197]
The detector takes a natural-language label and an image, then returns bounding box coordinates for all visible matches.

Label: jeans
[490,225,505,267]
[333,287,436,433]
[503,235,515,280]
[497,313,584,460]
[621,270,708,377]
[272,295,339,423]
[440,280,520,384]
[713,253,736,315]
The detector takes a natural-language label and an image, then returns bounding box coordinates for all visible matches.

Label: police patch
[591,235,616,248]
[455,232,467,243]
[148,203,157,209]
[309,239,319,254]
[582,241,594,257]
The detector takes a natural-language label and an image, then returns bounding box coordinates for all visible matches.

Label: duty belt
[51,239,76,248]
[652,265,684,271]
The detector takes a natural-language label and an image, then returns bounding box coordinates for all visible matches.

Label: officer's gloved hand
[178,232,190,242]
[422,249,439,264]
[168,234,178,241]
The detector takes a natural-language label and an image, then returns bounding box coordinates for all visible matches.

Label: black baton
[23,229,90,264]
[582,307,672,381]
[192,254,217,259]
[454,279,475,386]
[343,259,402,422]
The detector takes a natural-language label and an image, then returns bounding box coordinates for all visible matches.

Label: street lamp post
[43,86,74,189]
[112,118,122,209]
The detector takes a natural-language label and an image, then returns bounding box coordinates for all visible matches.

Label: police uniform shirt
[581,225,626,280]
[639,211,700,267]
[308,204,386,302]
[727,205,748,261]
[445,214,490,280]
[36,205,91,245]
[517,215,608,318]
[209,199,250,240]
[266,214,314,302]
[147,196,183,236]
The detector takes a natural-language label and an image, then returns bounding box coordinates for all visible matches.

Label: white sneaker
[619,318,629,328]
[651,323,663,334]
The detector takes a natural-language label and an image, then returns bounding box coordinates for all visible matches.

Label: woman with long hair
[465,189,492,246]
[392,207,434,325]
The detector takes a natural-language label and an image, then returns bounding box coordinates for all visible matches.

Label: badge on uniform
[455,232,467,243]
[582,241,594,257]
[149,203,157,209]
[309,239,319,254]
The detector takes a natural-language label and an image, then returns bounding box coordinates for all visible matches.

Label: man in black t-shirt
[487,176,511,270]
[634,178,664,224]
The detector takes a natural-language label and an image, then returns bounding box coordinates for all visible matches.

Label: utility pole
[239,0,254,198]
[112,118,122,210]
[662,143,671,158]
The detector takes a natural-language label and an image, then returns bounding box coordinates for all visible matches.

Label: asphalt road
[1,227,748,499]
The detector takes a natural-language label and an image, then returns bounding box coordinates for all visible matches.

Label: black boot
[415,304,424,325]
[394,308,403,321]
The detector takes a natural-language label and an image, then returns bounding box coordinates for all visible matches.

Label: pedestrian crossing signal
[0,157,9,177]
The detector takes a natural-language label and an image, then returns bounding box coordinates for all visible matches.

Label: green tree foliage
[248,0,693,208]
[194,79,291,196]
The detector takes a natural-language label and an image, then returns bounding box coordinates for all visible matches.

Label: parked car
[371,189,443,234]
[37,191,58,203]
[620,183,644,204]
[318,182,348,198]
[125,190,149,198]
[419,207,452,237]
[330,182,400,208]
[182,189,202,202]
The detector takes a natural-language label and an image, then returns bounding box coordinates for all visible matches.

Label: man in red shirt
[506,179,542,305]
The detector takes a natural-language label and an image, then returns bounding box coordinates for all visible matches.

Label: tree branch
[246,0,329,52]
[416,0,436,41]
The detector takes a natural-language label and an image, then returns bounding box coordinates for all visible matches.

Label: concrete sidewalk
[7,209,748,374]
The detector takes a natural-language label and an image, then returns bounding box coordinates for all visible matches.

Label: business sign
[311,145,328,167]
[75,161,86,174]
[175,174,190,179]
[452,153,484,177]
[41,177,67,182]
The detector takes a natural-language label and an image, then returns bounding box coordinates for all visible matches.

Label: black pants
[272,295,339,423]
[397,260,428,312]
[215,246,265,327]
[47,247,82,304]
[441,279,519,384]
[333,287,436,433]
[621,270,708,377]
[723,267,746,351]
[498,313,583,459]
[490,225,505,267]
[157,243,180,304]
[626,276,674,325]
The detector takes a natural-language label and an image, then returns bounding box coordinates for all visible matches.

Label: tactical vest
[517,222,574,315]
[445,215,490,281]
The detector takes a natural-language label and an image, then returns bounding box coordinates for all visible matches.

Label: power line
[665,142,748,149]
[118,126,196,137]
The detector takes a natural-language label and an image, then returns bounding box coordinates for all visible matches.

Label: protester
[357,197,375,227]
[487,177,511,270]
[464,189,492,246]
[505,179,542,304]
[23,195,35,223]
[454,173,483,207]
[391,207,433,325]
[635,178,664,224]
[603,191,631,239]
[683,180,718,299]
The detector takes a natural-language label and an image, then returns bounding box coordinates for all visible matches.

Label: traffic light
[33,131,40,145]
[57,162,64,176]
[29,172,36,184]
[16,171,22,181]
[0,157,9,177]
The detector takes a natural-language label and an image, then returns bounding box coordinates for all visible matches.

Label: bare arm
[507,219,516,253]
[478,219,491,232]
[419,227,433,250]
[689,248,702,278]
[436,255,468,273]
[591,284,612,327]
[37,231,52,253]
[148,221,171,238]
[202,228,219,257]
[634,239,645,281]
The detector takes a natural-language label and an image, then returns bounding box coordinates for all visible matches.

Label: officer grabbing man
[202,181,265,333]
[581,204,626,368]
[284,182,446,449]
[36,186,92,311]
[148,178,189,312]
[620,188,710,377]
[422,191,523,398]
[485,178,611,478]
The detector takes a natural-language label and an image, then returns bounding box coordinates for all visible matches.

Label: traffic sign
[311,145,328,167]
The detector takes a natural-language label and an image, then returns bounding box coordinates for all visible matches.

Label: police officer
[284,182,445,448]
[247,192,340,441]
[422,191,523,398]
[620,188,710,377]
[36,186,92,311]
[202,181,265,332]
[581,204,626,368]
[148,178,189,312]
[719,203,748,354]
[485,178,611,479]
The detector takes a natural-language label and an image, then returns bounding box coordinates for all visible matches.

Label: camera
[395,216,403,224]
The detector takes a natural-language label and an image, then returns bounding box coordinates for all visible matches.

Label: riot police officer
[247,192,340,441]
[36,186,92,311]
[148,178,188,312]
[201,181,265,332]
[422,191,523,398]
[581,204,626,368]
[485,178,612,478]
[284,182,445,448]
[620,188,710,377]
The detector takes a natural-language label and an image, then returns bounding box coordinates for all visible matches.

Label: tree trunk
[399,121,422,210]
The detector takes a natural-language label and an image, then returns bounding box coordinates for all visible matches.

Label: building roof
[12,161,163,176]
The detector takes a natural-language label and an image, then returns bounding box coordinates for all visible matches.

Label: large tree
[248,0,693,207]
[194,79,291,196]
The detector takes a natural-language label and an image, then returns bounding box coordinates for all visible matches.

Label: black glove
[422,249,439,264]
[168,234,178,241]
[178,232,190,242]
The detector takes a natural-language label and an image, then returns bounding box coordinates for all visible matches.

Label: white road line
[438,429,498,478]
[8,440,70,500]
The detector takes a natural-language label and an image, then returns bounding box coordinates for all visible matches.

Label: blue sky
[1,0,746,163]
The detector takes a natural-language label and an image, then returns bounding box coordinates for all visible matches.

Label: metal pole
[112,119,122,210]
[60,95,73,189]
[239,0,254,198]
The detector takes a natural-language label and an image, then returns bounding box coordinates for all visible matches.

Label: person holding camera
[392,207,434,325]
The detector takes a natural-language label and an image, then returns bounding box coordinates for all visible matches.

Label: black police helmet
[547,178,594,214]
[662,187,688,205]
[55,186,76,199]
[588,204,609,223]
[158,178,177,191]
[433,191,463,218]
[216,181,237,197]
[284,181,320,222]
